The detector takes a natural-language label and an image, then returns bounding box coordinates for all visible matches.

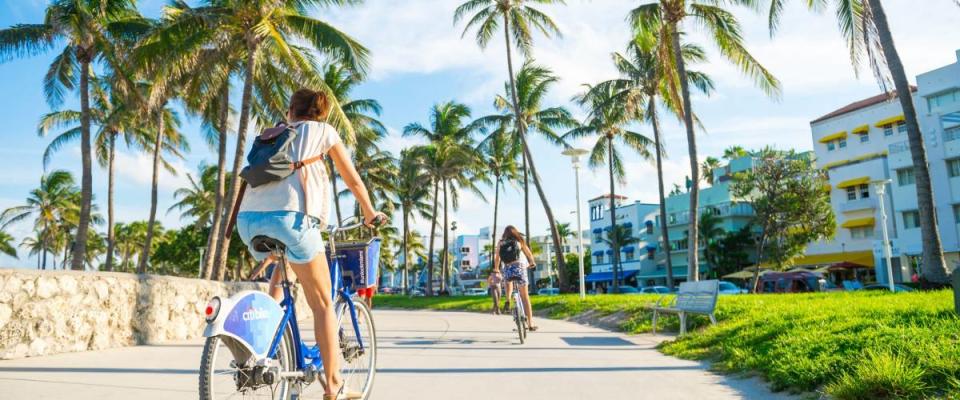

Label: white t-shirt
[239,121,342,225]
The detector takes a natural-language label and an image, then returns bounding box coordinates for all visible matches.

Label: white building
[586,195,664,288]
[804,48,960,283]
[528,229,591,285]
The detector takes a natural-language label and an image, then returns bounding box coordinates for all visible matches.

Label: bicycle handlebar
[328,215,386,233]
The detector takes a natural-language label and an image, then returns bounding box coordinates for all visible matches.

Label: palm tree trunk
[71,57,93,271]
[441,179,449,293]
[204,83,230,280]
[649,100,674,289]
[328,158,343,224]
[867,0,949,284]
[138,108,164,274]
[122,247,131,273]
[216,43,258,281]
[672,27,700,282]
[105,132,117,271]
[41,224,48,270]
[425,180,440,296]
[402,210,410,295]
[607,135,621,293]
[501,14,567,291]
[492,177,500,266]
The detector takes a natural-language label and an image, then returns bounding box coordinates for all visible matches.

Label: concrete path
[0,310,793,399]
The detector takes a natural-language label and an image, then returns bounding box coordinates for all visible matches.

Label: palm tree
[0,229,17,259]
[630,0,780,281]
[602,225,641,288]
[454,0,572,286]
[0,0,150,270]
[149,0,370,281]
[554,222,574,252]
[765,1,950,284]
[21,232,45,269]
[701,156,721,185]
[37,77,145,271]
[404,102,485,294]
[477,128,521,266]
[567,83,655,292]
[138,103,188,274]
[169,165,217,227]
[723,145,749,160]
[0,170,80,270]
[394,149,432,295]
[591,34,713,288]
[697,211,724,273]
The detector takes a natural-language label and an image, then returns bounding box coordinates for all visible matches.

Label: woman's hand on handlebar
[364,212,388,228]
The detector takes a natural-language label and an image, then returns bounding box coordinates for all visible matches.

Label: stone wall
[0,269,310,360]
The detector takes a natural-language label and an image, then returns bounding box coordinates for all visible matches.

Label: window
[645,221,654,234]
[460,260,470,267]
[624,249,635,261]
[838,138,847,148]
[859,184,870,199]
[460,247,470,253]
[647,247,656,259]
[903,211,920,229]
[927,89,960,111]
[946,126,960,142]
[595,254,604,264]
[884,124,894,136]
[672,237,689,251]
[827,141,836,151]
[948,159,960,178]
[590,205,604,221]
[846,187,857,201]
[850,226,875,239]
[897,122,907,134]
[897,168,915,186]
[860,133,869,143]
[954,205,960,224]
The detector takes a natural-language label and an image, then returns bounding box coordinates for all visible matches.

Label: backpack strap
[224,180,248,240]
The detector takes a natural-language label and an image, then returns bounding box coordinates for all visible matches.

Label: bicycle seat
[251,236,286,253]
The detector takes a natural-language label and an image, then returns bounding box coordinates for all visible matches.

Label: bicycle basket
[326,237,381,292]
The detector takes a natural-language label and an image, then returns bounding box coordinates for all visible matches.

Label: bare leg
[491,285,500,313]
[519,285,535,329]
[289,255,340,395]
[266,263,291,302]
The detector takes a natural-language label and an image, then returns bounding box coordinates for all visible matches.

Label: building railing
[945,126,960,142]
[889,141,910,154]
[840,197,876,213]
[668,202,754,225]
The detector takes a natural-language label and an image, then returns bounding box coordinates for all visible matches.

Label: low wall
[0,269,310,360]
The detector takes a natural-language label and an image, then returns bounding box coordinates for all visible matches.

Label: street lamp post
[563,148,590,299]
[873,179,895,292]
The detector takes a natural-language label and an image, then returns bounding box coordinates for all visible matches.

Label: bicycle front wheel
[336,298,377,399]
[199,325,295,400]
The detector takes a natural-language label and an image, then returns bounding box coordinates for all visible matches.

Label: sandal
[325,375,362,400]
[528,325,539,332]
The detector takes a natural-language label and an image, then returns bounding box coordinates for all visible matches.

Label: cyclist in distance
[492,225,539,331]
[236,88,386,399]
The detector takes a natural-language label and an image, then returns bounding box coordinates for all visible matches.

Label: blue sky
[1,0,959,268]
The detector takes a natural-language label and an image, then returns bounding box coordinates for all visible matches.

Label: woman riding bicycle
[236,88,386,400]
[491,225,539,331]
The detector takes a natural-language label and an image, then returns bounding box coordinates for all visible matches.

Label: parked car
[464,288,488,296]
[758,271,828,294]
[410,289,425,297]
[718,281,747,295]
[537,288,560,296]
[861,283,915,293]
[640,286,671,294]
[610,286,639,294]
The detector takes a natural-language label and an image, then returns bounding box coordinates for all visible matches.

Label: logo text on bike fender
[242,307,269,321]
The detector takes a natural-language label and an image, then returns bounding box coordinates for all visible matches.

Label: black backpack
[499,239,520,263]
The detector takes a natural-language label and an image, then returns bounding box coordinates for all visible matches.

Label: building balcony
[840,198,877,213]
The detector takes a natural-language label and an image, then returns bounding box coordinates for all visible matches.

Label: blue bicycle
[199,218,380,399]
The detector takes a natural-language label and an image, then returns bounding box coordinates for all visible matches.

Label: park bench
[650,280,719,335]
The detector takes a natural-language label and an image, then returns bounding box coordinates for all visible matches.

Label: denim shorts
[237,211,325,264]
[503,262,528,285]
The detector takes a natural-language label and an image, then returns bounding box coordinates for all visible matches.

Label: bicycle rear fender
[203,290,285,360]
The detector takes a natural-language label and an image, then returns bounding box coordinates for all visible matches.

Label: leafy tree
[169,164,218,227]
[455,0,571,284]
[701,156,721,185]
[730,148,836,292]
[698,211,725,273]
[706,225,754,278]
[765,0,951,286]
[0,229,17,259]
[1,170,81,269]
[630,0,780,281]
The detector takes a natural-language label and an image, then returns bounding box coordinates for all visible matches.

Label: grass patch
[376,290,960,399]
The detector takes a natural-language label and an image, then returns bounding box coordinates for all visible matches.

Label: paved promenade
[0,309,793,399]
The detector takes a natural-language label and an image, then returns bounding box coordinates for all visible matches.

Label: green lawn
[376,291,960,399]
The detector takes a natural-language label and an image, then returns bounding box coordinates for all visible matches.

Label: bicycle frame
[264,232,366,374]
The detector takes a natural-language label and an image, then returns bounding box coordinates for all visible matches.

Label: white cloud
[113,149,192,192]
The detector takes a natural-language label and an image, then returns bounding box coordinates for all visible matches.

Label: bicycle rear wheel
[513,292,526,344]
[199,325,295,400]
[336,298,377,399]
